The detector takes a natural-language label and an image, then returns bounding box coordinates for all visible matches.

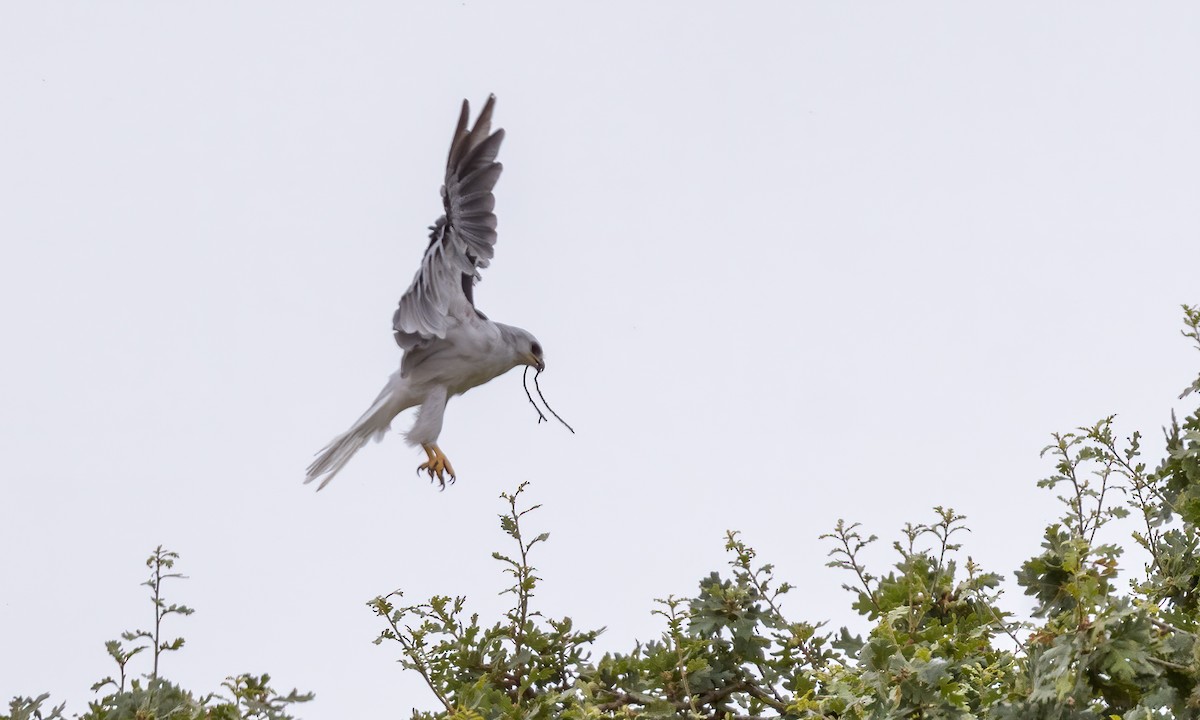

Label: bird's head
[522,336,546,372]
[498,324,545,372]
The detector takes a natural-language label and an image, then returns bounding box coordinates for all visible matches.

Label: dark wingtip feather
[446,99,472,171]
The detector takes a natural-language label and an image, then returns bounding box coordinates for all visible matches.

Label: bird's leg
[418,443,457,489]
[418,444,437,473]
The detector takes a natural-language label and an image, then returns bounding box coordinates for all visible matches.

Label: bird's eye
[531,342,542,356]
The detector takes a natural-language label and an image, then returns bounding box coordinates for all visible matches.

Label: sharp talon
[417,444,456,489]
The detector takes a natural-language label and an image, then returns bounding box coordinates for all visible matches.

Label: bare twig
[523,366,548,424]
[1150,616,1193,636]
[534,370,575,434]
[1147,656,1191,672]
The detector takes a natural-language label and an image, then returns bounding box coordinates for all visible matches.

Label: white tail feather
[306,374,410,490]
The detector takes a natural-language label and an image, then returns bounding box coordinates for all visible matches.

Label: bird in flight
[306,95,545,490]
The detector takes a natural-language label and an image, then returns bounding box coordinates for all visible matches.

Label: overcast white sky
[3,2,1199,717]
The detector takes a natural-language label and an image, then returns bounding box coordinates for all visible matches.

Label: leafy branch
[6,546,312,720]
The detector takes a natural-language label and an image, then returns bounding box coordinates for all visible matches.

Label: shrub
[3,547,312,720]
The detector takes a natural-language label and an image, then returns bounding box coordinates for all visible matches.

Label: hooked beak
[526,354,545,372]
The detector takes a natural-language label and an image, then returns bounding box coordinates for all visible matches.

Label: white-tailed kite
[306,95,545,490]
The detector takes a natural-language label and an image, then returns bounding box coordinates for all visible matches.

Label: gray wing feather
[393,95,504,350]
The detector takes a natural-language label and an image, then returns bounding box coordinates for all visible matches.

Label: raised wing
[393,95,505,350]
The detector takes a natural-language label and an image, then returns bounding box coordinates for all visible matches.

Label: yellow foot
[417,443,457,489]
